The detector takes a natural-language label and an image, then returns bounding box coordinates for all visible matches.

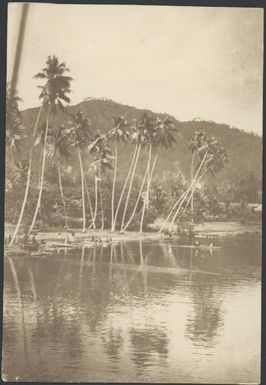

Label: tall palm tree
[188,131,208,223]
[139,116,176,232]
[165,135,227,231]
[111,118,142,232]
[47,122,72,228]
[107,116,130,231]
[68,111,93,232]
[9,91,45,246]
[89,133,113,229]
[120,113,152,231]
[121,115,176,232]
[28,56,72,234]
[5,85,25,164]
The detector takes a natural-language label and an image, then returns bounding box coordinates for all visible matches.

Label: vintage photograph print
[3,3,263,383]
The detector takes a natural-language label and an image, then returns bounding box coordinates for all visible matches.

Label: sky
[7,4,263,135]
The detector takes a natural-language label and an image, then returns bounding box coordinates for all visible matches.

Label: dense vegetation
[5,56,262,242]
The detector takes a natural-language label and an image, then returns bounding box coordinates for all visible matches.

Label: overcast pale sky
[7,3,263,135]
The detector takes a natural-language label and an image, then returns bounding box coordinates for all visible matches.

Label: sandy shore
[5,221,261,244]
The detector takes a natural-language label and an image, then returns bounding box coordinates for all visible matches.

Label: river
[2,232,261,383]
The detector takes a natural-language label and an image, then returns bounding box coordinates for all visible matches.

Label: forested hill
[20,98,262,186]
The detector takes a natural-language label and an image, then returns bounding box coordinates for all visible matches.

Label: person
[194,240,199,247]
[209,242,214,249]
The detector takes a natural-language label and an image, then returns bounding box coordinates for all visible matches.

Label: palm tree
[107,116,130,231]
[68,111,93,232]
[9,90,45,245]
[120,113,152,231]
[28,56,72,235]
[7,159,28,191]
[111,118,142,232]
[5,85,25,164]
[164,135,227,231]
[188,131,208,223]
[47,122,72,228]
[139,116,176,232]
[89,133,113,229]
[121,115,176,232]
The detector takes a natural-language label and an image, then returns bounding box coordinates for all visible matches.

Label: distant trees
[10,55,261,239]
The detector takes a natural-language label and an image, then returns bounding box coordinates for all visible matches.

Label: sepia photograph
[3,3,263,383]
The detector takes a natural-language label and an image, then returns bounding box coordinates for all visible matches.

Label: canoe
[172,245,221,250]
[50,242,77,248]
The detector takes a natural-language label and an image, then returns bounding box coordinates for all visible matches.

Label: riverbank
[194,221,261,236]
[5,220,261,245]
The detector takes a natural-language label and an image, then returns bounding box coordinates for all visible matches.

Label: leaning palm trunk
[139,149,157,233]
[77,148,86,232]
[28,110,50,234]
[112,144,138,232]
[182,171,206,214]
[159,189,187,233]
[159,151,208,233]
[57,159,68,228]
[111,144,118,230]
[83,176,96,229]
[100,183,105,230]
[122,150,151,232]
[93,173,98,228]
[120,144,141,231]
[169,151,208,229]
[9,105,43,246]
[191,152,195,223]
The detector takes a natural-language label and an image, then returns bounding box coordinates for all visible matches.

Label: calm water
[2,233,261,383]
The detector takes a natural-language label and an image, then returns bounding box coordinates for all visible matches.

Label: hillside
[19,98,262,186]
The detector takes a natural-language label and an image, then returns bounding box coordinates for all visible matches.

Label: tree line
[6,55,235,244]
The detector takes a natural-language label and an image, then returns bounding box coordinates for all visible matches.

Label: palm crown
[34,55,72,114]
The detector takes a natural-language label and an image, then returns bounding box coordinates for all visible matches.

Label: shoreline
[5,221,261,244]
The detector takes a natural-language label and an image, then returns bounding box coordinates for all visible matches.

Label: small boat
[50,242,77,248]
[171,244,221,250]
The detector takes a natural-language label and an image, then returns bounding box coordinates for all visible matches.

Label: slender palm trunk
[77,148,86,232]
[169,151,208,229]
[183,171,206,214]
[112,144,138,232]
[120,144,141,231]
[93,173,98,227]
[100,182,104,230]
[111,144,117,230]
[9,105,43,246]
[191,152,195,223]
[28,109,50,234]
[159,189,187,233]
[122,151,151,232]
[57,159,68,228]
[139,147,157,233]
[159,150,208,233]
[83,176,96,229]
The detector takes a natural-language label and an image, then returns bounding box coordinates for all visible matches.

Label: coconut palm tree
[139,116,176,232]
[47,122,72,228]
[5,85,25,164]
[188,131,208,222]
[89,133,113,229]
[68,111,93,232]
[9,92,45,245]
[107,116,130,231]
[166,135,227,231]
[28,56,72,235]
[122,115,176,232]
[120,113,153,231]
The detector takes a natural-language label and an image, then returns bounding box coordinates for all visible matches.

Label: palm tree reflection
[129,327,169,373]
[185,275,224,349]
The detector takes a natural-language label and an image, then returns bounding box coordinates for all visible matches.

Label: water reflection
[3,233,261,383]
